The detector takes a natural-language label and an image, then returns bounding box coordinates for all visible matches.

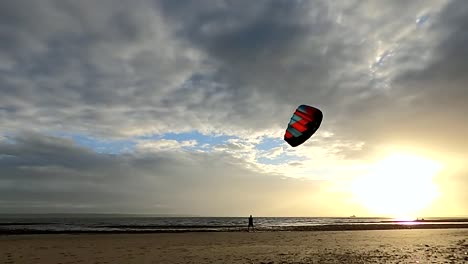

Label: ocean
[1,215,467,234]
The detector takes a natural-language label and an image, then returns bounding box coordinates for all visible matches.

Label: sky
[0,0,467,217]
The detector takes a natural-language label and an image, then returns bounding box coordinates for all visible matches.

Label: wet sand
[1,229,468,263]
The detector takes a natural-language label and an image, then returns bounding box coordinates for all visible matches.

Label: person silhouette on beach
[248,215,254,232]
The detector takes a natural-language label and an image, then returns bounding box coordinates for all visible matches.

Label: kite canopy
[284,105,323,147]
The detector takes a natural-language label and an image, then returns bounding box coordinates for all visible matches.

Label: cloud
[0,1,467,216]
[0,132,328,215]
[0,2,390,136]
[264,147,284,159]
[136,139,197,152]
[333,0,468,156]
[1,0,461,158]
[0,0,203,136]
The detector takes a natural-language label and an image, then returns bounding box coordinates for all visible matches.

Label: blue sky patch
[52,131,238,154]
[54,133,137,154]
[160,131,236,146]
[256,137,285,150]
[50,131,292,158]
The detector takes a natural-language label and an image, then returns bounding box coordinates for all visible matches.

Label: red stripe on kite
[291,121,307,132]
[294,110,312,122]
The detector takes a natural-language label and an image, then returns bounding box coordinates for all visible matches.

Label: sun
[351,152,443,219]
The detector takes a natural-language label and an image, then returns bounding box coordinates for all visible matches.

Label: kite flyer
[248,215,254,232]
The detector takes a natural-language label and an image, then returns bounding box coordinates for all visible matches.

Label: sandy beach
[1,229,468,264]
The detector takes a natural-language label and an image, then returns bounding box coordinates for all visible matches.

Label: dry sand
[1,229,468,263]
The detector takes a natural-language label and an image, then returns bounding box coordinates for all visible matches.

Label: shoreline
[2,223,468,235]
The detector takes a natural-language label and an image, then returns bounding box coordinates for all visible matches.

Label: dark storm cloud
[158,0,318,64]
[0,132,322,214]
[167,1,335,89]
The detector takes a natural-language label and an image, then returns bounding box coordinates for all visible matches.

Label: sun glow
[352,153,442,218]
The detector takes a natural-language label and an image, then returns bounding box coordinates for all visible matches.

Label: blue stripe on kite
[291,113,302,122]
[287,126,302,137]
[298,105,308,114]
